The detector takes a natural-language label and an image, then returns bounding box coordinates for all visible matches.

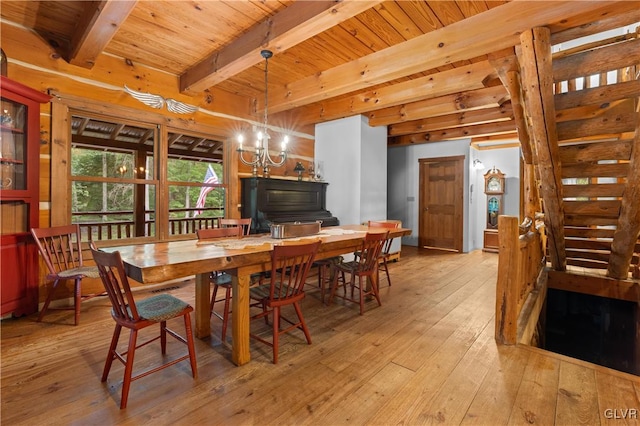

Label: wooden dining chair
[196,226,243,342]
[30,224,102,325]
[313,256,343,304]
[328,231,389,315]
[249,240,321,363]
[89,243,197,409]
[368,220,400,287]
[219,218,252,235]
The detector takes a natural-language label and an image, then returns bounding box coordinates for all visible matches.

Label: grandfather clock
[482,167,505,252]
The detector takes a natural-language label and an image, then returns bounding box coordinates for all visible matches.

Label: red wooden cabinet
[0,76,50,316]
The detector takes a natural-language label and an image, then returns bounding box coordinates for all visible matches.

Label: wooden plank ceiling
[2,0,636,150]
[1,1,638,280]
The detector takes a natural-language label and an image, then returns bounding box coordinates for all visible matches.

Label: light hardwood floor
[2,247,638,425]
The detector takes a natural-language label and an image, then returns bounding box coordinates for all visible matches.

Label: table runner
[196,227,365,250]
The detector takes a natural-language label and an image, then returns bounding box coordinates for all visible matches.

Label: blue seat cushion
[135,294,190,322]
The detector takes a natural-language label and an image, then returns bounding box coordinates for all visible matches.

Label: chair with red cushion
[249,240,321,363]
[90,243,197,409]
[31,224,102,325]
[328,231,389,315]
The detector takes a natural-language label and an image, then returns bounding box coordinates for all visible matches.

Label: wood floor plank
[555,361,601,425]
[366,275,498,424]
[460,345,531,425]
[595,370,640,425]
[404,318,496,424]
[314,362,415,425]
[507,351,561,425]
[1,246,637,425]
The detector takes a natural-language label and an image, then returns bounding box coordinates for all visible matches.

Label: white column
[315,115,387,226]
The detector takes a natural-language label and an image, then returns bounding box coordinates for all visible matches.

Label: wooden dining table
[103,224,410,366]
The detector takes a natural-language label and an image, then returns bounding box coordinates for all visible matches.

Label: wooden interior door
[419,156,464,252]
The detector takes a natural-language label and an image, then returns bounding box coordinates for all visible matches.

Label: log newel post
[495,215,520,344]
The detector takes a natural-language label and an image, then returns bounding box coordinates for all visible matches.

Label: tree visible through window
[70,114,226,242]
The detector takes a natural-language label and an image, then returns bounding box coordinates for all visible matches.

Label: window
[166,130,225,236]
[69,113,226,242]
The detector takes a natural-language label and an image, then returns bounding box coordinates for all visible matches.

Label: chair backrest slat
[219,218,252,236]
[357,231,389,274]
[269,241,320,301]
[368,221,399,255]
[196,226,242,240]
[31,224,83,276]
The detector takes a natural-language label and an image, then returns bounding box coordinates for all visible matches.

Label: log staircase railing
[495,215,546,345]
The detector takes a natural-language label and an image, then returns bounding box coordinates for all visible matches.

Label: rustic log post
[495,215,521,345]
[607,113,640,279]
[224,137,240,219]
[519,27,566,271]
[523,163,540,224]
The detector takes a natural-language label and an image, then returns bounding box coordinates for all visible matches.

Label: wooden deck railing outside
[73,208,222,242]
[495,215,547,345]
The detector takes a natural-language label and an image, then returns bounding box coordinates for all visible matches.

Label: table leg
[231,267,252,366]
[194,272,211,338]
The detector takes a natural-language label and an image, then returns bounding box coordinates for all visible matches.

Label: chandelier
[237,49,288,178]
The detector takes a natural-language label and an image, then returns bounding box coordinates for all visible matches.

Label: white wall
[315,115,387,226]
[360,118,388,223]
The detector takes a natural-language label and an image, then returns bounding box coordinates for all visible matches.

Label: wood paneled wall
[1,22,315,303]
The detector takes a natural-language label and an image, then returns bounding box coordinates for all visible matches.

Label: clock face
[487,176,502,192]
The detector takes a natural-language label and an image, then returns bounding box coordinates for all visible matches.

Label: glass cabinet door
[0,97,27,191]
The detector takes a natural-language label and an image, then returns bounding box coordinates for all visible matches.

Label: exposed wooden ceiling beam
[388,104,513,137]
[368,85,508,127]
[67,0,137,68]
[267,1,619,113]
[180,0,382,93]
[470,133,520,146]
[289,61,496,125]
[388,120,516,146]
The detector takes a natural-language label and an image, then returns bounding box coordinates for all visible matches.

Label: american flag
[194,165,219,216]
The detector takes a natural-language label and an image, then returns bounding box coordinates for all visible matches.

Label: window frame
[50,94,232,245]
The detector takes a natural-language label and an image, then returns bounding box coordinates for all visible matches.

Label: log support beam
[608,113,640,279]
[519,27,566,271]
